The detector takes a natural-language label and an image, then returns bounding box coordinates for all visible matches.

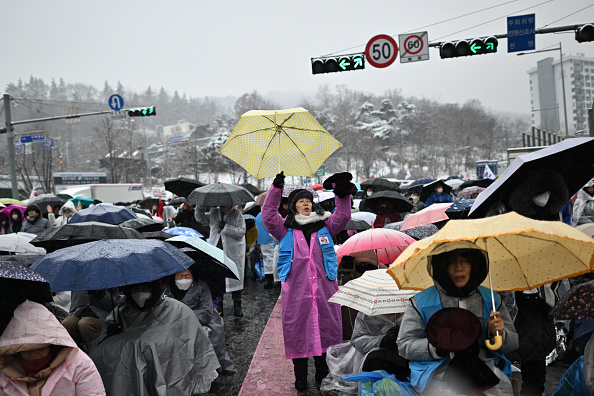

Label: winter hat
[287,189,324,216]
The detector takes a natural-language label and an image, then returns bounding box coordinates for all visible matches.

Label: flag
[29,188,38,199]
[483,164,496,180]
[405,169,412,180]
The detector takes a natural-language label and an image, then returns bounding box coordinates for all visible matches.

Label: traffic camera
[311,53,365,74]
[128,106,156,117]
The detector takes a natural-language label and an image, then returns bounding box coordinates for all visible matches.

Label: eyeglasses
[447,260,472,270]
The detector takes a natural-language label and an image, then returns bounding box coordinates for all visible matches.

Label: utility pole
[3,94,19,199]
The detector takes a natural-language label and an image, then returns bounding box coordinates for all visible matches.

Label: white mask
[175,279,192,290]
[132,292,152,308]
[436,187,443,194]
[367,191,373,196]
[412,194,420,201]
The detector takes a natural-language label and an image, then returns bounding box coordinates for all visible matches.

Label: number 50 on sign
[365,34,398,68]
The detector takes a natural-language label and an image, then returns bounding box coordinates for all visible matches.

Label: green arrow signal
[353,57,363,68]
[142,109,148,115]
[486,42,494,51]
[470,42,482,54]
[339,59,351,70]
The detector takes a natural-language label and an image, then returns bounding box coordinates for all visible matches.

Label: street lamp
[517,43,569,137]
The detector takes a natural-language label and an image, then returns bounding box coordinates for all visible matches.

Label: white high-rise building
[527,53,594,136]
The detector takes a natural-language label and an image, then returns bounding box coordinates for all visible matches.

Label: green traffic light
[470,43,482,54]
[142,109,147,115]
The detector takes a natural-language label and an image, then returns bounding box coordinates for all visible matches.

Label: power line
[433,0,555,41]
[539,3,594,28]
[322,1,522,56]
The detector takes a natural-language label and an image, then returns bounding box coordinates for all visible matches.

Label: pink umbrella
[0,205,26,220]
[336,228,416,266]
[401,203,451,231]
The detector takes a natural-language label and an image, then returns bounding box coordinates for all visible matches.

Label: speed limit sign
[365,34,398,68]
[398,31,429,63]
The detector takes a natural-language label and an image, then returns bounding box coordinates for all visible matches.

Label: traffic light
[128,106,156,117]
[576,24,594,43]
[311,53,365,74]
[440,37,498,59]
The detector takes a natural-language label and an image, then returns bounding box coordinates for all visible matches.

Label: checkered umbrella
[219,107,342,180]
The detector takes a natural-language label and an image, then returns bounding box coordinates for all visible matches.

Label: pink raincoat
[0,300,105,396]
[261,186,351,359]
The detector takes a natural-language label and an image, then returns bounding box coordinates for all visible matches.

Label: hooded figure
[195,205,246,317]
[372,198,402,228]
[9,208,24,233]
[21,205,50,235]
[0,213,10,235]
[424,181,454,208]
[572,180,594,226]
[0,300,105,396]
[163,267,236,375]
[90,279,220,395]
[47,201,77,227]
[397,241,518,396]
[261,171,353,391]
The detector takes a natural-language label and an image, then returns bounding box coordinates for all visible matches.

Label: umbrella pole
[485,270,502,351]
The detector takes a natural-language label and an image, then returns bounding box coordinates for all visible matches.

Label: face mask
[175,279,192,290]
[11,214,19,221]
[436,188,443,194]
[412,195,420,201]
[367,191,373,196]
[26,215,38,222]
[132,292,152,308]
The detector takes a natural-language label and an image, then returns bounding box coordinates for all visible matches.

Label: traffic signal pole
[3,94,19,199]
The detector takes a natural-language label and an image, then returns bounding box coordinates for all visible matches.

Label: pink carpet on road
[238,297,298,395]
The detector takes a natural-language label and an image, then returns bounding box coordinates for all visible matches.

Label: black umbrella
[420,180,453,203]
[187,183,255,207]
[120,217,165,232]
[365,190,414,213]
[130,207,153,219]
[29,194,67,215]
[445,199,475,219]
[458,178,495,190]
[30,221,145,252]
[141,230,177,240]
[344,218,372,231]
[360,178,400,192]
[137,197,160,210]
[469,137,594,218]
[405,178,435,194]
[164,177,206,198]
[56,193,73,200]
[240,183,263,196]
[168,196,186,206]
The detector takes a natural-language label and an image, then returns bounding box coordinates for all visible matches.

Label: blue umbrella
[30,239,194,292]
[164,227,204,238]
[69,204,137,225]
[405,178,435,194]
[446,199,476,219]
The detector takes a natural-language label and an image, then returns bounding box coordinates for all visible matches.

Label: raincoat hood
[0,300,78,393]
[583,180,594,196]
[426,241,489,298]
[58,201,77,217]
[23,205,42,222]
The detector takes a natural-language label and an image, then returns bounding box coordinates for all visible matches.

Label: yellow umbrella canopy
[219,107,342,180]
[387,212,594,292]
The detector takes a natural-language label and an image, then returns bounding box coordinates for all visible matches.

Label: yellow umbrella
[0,198,26,206]
[219,107,342,180]
[387,211,594,293]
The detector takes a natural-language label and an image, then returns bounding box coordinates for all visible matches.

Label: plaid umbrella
[328,269,418,315]
[219,107,342,179]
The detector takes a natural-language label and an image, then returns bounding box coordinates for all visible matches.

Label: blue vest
[277,226,338,281]
[409,285,512,393]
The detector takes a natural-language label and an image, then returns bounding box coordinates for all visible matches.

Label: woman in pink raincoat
[261,171,355,391]
[0,300,105,396]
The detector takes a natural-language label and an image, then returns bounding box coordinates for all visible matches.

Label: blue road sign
[508,14,535,53]
[15,144,24,155]
[108,94,124,111]
[169,136,184,142]
[20,133,45,144]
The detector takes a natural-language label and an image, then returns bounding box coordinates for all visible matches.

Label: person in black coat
[173,203,209,236]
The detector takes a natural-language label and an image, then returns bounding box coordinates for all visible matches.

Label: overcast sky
[2,0,593,115]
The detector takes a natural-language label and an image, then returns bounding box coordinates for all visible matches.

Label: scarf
[20,349,56,377]
[291,211,331,246]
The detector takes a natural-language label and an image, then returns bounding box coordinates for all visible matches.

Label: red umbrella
[401,203,451,231]
[310,184,324,191]
[336,228,415,266]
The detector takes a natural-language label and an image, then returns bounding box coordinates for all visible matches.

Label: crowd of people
[0,169,593,396]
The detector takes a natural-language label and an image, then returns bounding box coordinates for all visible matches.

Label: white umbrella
[328,269,418,316]
[0,232,46,254]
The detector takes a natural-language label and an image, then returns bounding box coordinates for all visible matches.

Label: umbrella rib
[278,127,313,172]
[224,127,276,142]
[254,128,282,178]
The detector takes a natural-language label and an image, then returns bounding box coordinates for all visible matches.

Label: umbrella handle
[485,333,502,350]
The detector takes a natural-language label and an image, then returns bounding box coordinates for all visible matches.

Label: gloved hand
[379,326,399,349]
[273,171,285,188]
[218,221,225,230]
[333,181,358,198]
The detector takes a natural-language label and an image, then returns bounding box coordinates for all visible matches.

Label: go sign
[365,34,398,68]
